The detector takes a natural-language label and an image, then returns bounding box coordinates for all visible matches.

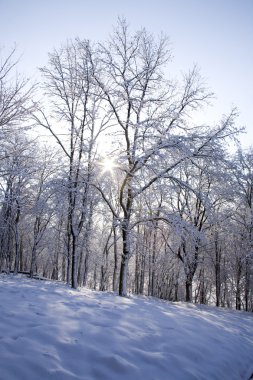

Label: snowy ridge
[0,274,252,380]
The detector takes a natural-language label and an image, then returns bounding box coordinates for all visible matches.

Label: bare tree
[92,19,240,296]
[230,147,253,310]
[0,133,37,273]
[33,39,109,288]
[0,47,35,132]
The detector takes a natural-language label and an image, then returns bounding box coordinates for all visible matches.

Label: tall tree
[231,148,253,310]
[0,47,35,133]
[33,40,109,288]
[92,19,240,296]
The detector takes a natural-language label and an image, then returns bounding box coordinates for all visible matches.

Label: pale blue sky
[1,0,253,146]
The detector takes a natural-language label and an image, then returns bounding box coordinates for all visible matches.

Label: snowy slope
[0,274,252,380]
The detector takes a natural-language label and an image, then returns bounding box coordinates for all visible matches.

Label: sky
[1,0,253,147]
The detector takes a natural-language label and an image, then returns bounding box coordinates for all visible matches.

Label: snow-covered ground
[0,274,252,380]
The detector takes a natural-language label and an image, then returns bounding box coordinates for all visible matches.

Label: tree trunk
[174,272,179,302]
[52,250,59,280]
[66,220,72,285]
[199,268,206,304]
[30,246,37,278]
[19,237,24,272]
[245,257,250,311]
[139,230,147,295]
[71,234,78,289]
[215,257,221,307]
[62,253,66,282]
[119,222,130,296]
[112,226,118,291]
[185,274,193,302]
[119,257,128,297]
[77,249,83,286]
[235,259,242,310]
[13,198,21,274]
[13,228,20,275]
[83,251,89,286]
[214,234,221,307]
[93,263,97,290]
[151,220,159,297]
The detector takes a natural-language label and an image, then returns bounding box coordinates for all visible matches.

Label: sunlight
[101,157,116,173]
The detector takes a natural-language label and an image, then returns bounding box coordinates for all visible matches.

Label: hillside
[0,274,252,380]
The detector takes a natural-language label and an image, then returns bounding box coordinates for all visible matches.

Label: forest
[1,19,252,311]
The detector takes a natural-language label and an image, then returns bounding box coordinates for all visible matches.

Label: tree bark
[119,222,130,296]
[112,225,118,292]
[186,275,193,302]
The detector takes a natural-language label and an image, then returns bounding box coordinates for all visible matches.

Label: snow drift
[0,274,252,380]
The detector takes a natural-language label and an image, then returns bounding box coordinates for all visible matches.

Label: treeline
[0,19,252,311]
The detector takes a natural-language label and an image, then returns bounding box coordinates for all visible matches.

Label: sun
[101,157,116,173]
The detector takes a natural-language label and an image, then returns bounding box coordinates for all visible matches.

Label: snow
[0,274,252,380]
